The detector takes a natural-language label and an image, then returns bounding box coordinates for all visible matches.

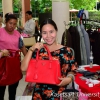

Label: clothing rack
[81,19,100,30]
[80,13,87,30]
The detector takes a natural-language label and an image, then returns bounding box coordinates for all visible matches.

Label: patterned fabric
[32,46,78,100]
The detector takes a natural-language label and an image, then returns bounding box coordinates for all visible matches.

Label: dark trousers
[0,81,19,100]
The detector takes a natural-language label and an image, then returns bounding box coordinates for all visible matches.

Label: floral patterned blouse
[32,46,77,100]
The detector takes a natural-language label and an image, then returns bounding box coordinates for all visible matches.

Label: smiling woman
[21,18,78,100]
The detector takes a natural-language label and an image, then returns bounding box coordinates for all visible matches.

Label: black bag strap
[72,79,75,90]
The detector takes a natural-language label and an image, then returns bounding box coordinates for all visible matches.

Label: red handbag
[25,45,61,84]
[0,49,22,86]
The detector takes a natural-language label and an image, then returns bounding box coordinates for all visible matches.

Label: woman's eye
[42,30,54,34]
[50,30,54,33]
[42,32,46,34]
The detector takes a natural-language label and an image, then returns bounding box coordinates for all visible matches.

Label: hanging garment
[80,24,90,64]
[82,10,89,19]
[68,26,81,65]
[87,30,100,65]
[77,25,87,65]
[61,29,72,47]
[61,26,81,65]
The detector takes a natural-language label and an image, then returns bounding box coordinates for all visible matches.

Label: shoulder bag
[61,80,79,100]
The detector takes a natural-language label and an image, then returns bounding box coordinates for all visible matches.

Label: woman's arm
[21,42,43,71]
[21,46,35,71]
[20,45,27,56]
[58,72,74,86]
[58,47,77,86]
[19,37,27,56]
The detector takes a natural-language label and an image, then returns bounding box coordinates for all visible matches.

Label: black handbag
[61,80,79,100]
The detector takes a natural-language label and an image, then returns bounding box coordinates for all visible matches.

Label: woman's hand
[21,42,44,71]
[31,42,44,50]
[1,49,9,56]
[57,77,72,87]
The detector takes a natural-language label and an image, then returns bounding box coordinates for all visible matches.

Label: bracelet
[29,47,34,52]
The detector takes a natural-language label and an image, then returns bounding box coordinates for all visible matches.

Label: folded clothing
[78,70,96,76]
[83,71,96,77]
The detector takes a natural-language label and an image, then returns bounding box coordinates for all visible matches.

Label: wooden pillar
[2,0,13,19]
[22,0,30,26]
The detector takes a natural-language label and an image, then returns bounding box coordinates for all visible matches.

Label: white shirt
[23,18,35,36]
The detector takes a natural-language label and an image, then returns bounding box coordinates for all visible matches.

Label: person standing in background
[0,14,5,28]
[0,13,27,100]
[19,11,35,36]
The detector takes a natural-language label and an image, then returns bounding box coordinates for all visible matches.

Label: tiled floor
[4,75,28,100]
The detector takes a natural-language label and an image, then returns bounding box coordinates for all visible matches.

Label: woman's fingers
[57,77,72,87]
[2,49,10,56]
[57,77,64,86]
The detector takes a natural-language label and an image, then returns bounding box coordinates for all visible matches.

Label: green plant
[88,10,100,21]
[31,0,52,17]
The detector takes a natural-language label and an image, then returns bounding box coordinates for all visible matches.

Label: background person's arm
[20,45,27,56]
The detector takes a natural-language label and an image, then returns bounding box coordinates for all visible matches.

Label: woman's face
[5,19,17,32]
[41,24,57,45]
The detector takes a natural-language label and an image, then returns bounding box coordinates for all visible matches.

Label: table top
[75,65,100,100]
[23,37,36,47]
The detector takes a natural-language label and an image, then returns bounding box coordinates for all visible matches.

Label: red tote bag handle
[36,44,52,60]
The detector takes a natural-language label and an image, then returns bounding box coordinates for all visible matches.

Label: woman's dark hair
[5,13,17,23]
[40,18,58,33]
